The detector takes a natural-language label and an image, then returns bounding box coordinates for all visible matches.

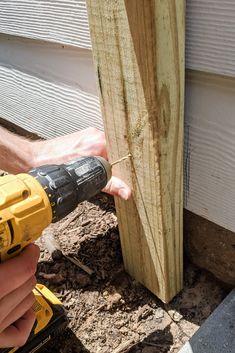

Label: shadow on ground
[128,325,173,352]
[43,328,89,353]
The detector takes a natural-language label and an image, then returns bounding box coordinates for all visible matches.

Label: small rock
[136,304,153,322]
[155,308,165,319]
[107,292,122,308]
[168,309,183,322]
[52,249,63,261]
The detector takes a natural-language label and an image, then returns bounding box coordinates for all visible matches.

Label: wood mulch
[35,194,227,353]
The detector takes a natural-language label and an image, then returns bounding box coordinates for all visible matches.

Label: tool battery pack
[0,285,67,353]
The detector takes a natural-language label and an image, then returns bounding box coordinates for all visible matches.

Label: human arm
[0,126,131,200]
[0,126,131,348]
[0,126,32,173]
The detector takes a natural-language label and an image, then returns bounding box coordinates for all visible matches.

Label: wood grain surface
[1,0,235,236]
[86,0,185,302]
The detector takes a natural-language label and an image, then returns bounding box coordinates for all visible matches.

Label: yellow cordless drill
[0,156,111,353]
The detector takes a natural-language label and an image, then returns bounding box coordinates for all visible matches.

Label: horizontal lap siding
[0,35,97,95]
[0,34,101,138]
[186,0,235,76]
[1,1,235,75]
[0,65,102,138]
[0,0,91,49]
[1,1,235,232]
[184,73,235,231]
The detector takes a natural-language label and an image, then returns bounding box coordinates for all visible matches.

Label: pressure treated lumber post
[86,0,185,302]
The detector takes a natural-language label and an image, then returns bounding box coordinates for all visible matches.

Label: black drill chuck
[29,156,111,222]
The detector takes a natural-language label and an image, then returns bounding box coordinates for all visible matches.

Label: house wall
[1,0,235,232]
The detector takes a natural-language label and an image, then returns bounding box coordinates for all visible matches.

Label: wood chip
[58,211,83,233]
[38,272,57,279]
[64,255,93,275]
[113,339,134,353]
[136,304,153,322]
[78,234,90,243]
[81,219,92,226]
[67,226,81,234]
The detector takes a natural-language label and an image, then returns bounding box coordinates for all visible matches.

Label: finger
[102,176,132,200]
[0,292,35,333]
[0,276,36,323]
[0,244,40,300]
[0,309,35,348]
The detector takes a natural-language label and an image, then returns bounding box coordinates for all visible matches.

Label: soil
[35,194,228,353]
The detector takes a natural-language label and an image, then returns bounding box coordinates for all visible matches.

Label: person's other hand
[32,127,131,200]
[0,244,39,348]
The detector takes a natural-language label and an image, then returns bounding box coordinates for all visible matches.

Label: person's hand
[32,127,131,200]
[0,244,39,348]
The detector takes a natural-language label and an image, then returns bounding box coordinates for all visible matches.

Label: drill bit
[111,153,132,167]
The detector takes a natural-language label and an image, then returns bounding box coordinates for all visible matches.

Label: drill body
[0,156,111,262]
[0,156,111,352]
[0,173,51,262]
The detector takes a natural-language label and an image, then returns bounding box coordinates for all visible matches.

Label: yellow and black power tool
[0,156,111,353]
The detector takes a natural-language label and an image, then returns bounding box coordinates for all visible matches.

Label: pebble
[52,249,63,261]
[168,309,183,322]
[106,292,122,308]
[136,304,153,322]
[155,307,165,319]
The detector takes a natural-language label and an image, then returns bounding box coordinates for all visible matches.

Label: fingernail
[119,189,129,200]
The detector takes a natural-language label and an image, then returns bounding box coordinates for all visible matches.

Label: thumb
[102,176,131,200]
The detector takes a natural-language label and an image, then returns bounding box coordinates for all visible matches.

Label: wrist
[10,138,34,173]
[18,139,34,172]
[23,139,40,171]
[30,138,73,168]
[29,128,107,169]
[0,127,34,173]
[30,140,47,169]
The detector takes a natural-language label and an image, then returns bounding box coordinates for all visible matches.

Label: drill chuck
[29,156,111,222]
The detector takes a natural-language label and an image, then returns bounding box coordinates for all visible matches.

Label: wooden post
[86,0,185,302]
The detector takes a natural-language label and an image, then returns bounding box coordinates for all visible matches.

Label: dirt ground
[36,194,227,353]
